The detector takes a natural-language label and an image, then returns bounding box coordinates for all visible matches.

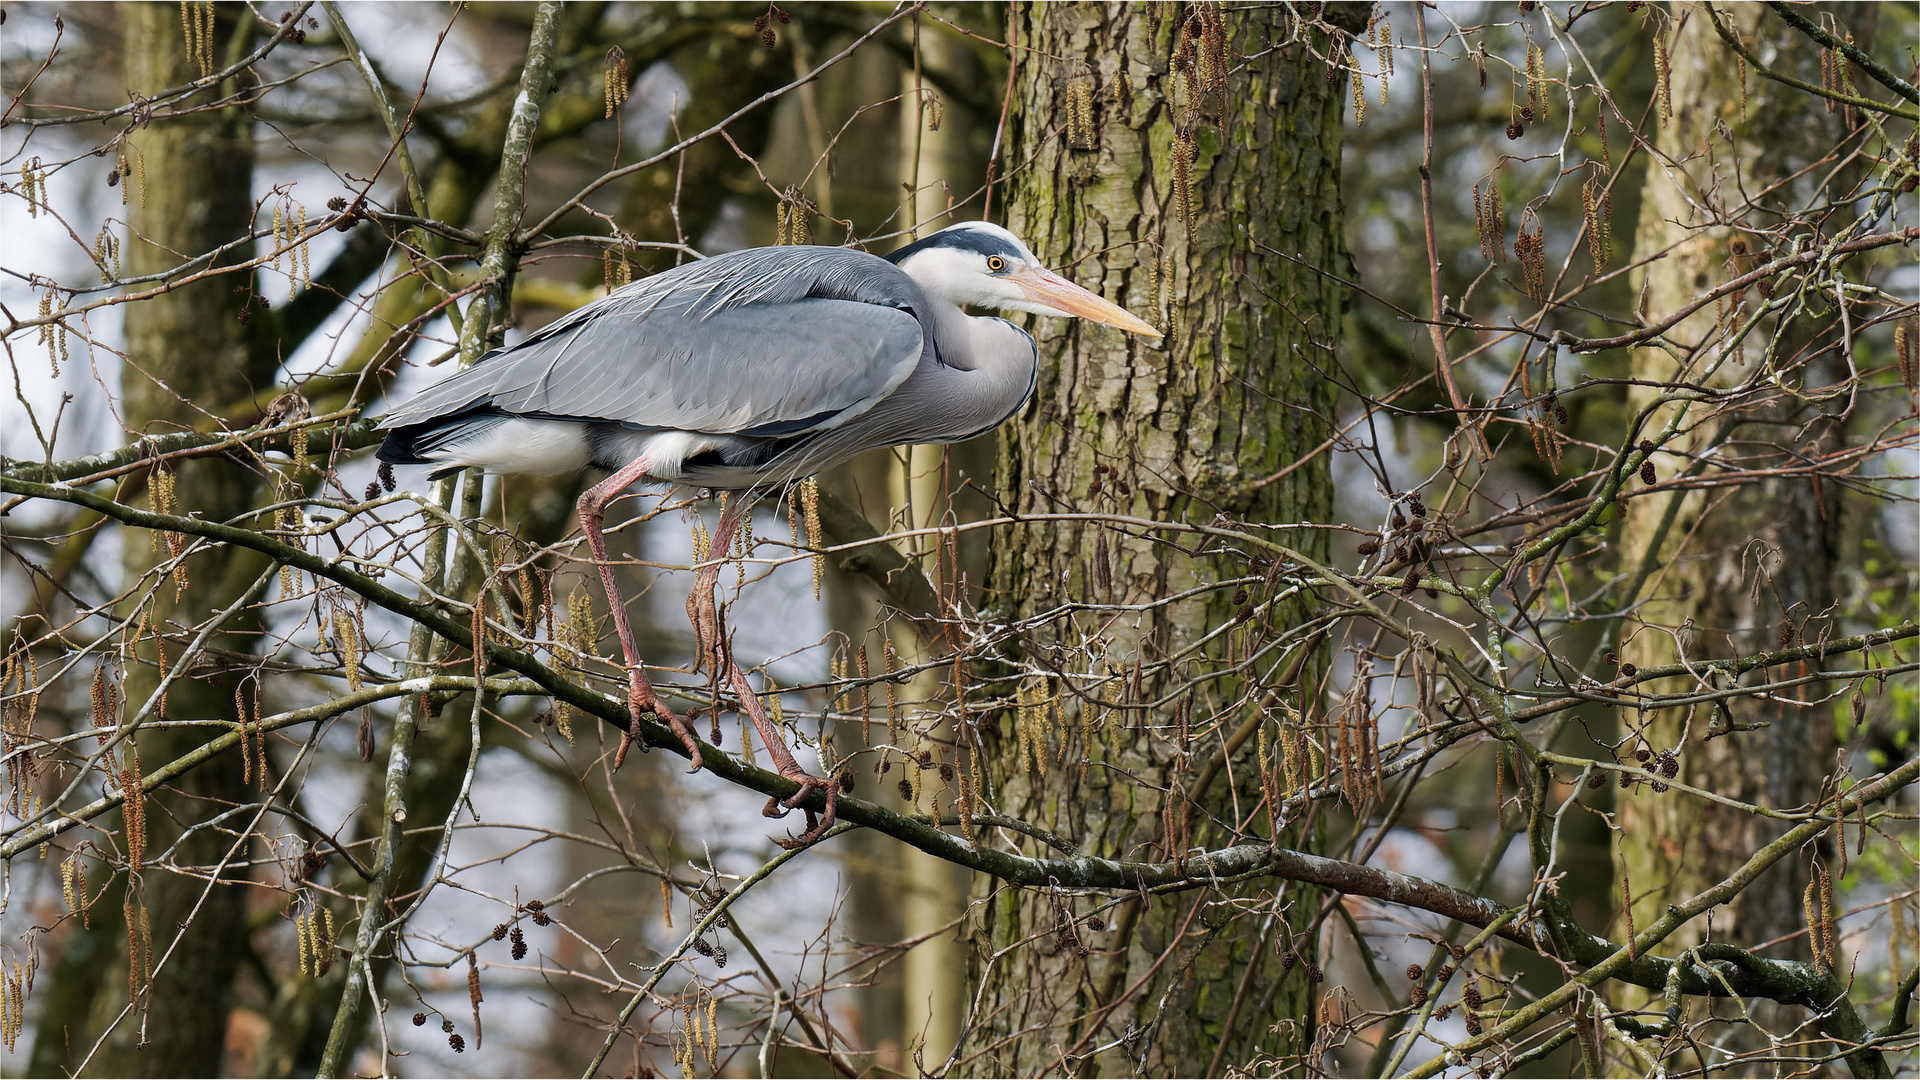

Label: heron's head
[886,222,1162,338]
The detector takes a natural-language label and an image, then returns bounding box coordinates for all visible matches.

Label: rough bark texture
[1613,0,1861,1061]
[48,4,270,1076]
[959,4,1362,1076]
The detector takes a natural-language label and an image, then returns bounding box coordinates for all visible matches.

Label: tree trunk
[41,5,269,1076]
[959,4,1362,1075]
[829,22,988,1069]
[1614,0,1863,1064]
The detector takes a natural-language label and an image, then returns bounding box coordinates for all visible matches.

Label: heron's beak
[1009,266,1163,339]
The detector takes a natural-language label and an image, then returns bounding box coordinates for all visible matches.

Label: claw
[614,727,641,770]
[775,786,836,848]
[649,698,704,774]
[730,664,838,846]
[611,669,703,772]
[764,774,836,845]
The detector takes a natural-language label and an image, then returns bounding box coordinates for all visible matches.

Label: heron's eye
[986,255,1007,272]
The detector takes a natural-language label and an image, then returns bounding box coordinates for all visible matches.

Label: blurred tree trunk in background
[867,18,988,1065]
[961,3,1363,1075]
[1614,0,1867,1057]
[617,21,793,265]
[30,4,270,1076]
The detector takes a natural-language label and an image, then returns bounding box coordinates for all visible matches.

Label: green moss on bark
[961,4,1363,1076]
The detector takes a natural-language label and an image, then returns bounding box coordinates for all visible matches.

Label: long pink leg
[693,496,837,845]
[731,665,838,847]
[684,494,754,676]
[577,457,703,771]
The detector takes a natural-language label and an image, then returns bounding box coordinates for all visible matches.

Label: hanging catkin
[335,609,362,692]
[803,478,824,599]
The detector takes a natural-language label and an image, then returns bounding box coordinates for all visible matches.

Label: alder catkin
[124,895,144,1001]
[884,642,901,745]
[1804,874,1826,969]
[123,752,147,874]
[803,477,824,599]
[691,517,710,564]
[604,47,629,117]
[336,609,362,692]
[1654,26,1672,120]
[1896,321,1914,391]
[1171,127,1198,231]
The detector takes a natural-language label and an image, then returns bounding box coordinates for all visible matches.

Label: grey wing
[378,247,931,437]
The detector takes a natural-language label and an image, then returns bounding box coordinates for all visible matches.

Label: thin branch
[1761,0,1918,104]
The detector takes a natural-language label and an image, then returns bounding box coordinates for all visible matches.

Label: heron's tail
[377,411,594,481]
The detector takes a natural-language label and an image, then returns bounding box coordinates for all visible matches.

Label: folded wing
[378,246,932,442]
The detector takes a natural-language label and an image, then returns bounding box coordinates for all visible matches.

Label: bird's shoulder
[610,245,922,315]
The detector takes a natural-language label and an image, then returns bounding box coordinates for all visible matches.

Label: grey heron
[377,221,1159,843]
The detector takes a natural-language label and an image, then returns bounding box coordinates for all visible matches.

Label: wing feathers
[378,247,930,440]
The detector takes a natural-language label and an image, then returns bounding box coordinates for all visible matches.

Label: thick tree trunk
[1614,1,1862,1065]
[959,4,1362,1076]
[36,5,270,1076]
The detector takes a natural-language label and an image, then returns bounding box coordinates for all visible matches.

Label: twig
[316,6,566,1074]
[581,825,851,1079]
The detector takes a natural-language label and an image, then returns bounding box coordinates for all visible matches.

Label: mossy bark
[1616,0,1857,958]
[959,4,1362,1076]
[823,25,993,1068]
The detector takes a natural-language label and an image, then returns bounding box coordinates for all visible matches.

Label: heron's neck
[926,297,1018,372]
[925,298,1037,420]
[848,297,1036,447]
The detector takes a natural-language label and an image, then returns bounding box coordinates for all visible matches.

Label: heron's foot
[761,772,838,848]
[614,669,702,773]
[730,665,837,845]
